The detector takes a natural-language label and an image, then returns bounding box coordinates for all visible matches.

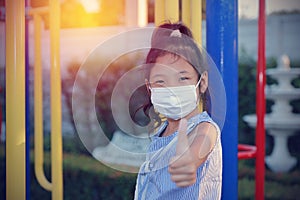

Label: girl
[134,22,222,200]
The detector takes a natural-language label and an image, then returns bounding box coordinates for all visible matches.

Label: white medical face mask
[150,77,201,120]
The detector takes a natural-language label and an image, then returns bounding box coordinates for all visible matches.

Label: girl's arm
[168,119,217,187]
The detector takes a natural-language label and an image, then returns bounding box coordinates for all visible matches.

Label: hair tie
[170,29,182,38]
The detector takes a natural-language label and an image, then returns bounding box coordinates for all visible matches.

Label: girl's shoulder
[150,111,220,139]
[187,111,220,133]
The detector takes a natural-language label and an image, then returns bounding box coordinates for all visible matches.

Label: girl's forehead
[151,54,197,75]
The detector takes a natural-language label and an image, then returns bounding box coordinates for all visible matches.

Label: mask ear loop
[195,74,203,88]
[196,74,204,112]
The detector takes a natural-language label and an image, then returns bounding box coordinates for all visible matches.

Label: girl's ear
[200,71,208,93]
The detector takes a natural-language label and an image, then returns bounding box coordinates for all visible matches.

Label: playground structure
[3,0,266,199]
[6,0,62,199]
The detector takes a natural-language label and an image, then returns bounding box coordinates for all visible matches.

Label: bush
[238,53,256,144]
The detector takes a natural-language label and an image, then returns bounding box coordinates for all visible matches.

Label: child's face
[149,54,205,93]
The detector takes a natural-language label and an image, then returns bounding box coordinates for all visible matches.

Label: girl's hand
[168,119,197,187]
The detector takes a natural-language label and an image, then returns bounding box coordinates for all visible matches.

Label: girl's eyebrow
[179,70,189,74]
[150,74,165,78]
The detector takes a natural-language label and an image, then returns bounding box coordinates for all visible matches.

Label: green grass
[238,160,300,199]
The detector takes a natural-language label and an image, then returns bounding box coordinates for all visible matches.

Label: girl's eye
[179,77,189,81]
[150,80,165,87]
[155,80,165,84]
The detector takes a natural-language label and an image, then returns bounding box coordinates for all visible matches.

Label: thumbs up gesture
[168,119,197,187]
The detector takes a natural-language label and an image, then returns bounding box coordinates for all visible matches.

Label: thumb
[176,119,189,156]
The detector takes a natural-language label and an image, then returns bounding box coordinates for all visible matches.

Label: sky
[239,0,300,18]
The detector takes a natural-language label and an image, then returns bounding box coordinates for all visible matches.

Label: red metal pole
[0,87,2,141]
[256,0,266,199]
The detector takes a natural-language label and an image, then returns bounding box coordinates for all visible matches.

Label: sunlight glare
[79,0,100,13]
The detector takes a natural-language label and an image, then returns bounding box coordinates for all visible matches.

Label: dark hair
[130,22,209,129]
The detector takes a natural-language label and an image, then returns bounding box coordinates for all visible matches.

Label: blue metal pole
[25,0,30,199]
[206,0,238,199]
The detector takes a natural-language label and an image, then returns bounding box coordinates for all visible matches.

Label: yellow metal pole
[34,13,52,191]
[155,0,165,26]
[191,0,202,46]
[49,0,63,199]
[191,0,202,110]
[138,0,148,26]
[182,0,191,28]
[6,0,26,199]
[165,0,179,23]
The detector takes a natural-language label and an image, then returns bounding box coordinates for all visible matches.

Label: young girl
[134,22,222,200]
